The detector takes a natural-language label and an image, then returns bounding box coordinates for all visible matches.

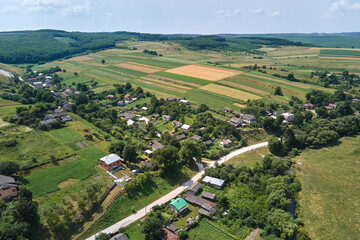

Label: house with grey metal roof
[186,182,202,195]
[202,176,225,189]
[0,175,18,201]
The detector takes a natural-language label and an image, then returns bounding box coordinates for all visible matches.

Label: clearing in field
[296,136,360,240]
[319,56,360,60]
[115,62,162,73]
[233,103,247,108]
[135,78,187,93]
[68,56,94,62]
[58,178,81,189]
[166,64,242,81]
[200,84,261,101]
[128,62,165,71]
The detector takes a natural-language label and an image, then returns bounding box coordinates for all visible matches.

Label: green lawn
[0,130,74,168]
[296,136,360,240]
[188,220,235,240]
[225,147,270,168]
[124,222,143,239]
[26,146,106,197]
[50,126,85,150]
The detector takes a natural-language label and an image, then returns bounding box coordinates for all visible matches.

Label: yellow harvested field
[148,74,201,87]
[312,47,360,51]
[200,84,261,101]
[230,63,252,68]
[233,103,246,108]
[135,79,187,93]
[142,88,175,99]
[166,64,242,81]
[115,63,161,73]
[116,55,148,59]
[221,80,269,96]
[242,73,311,89]
[140,77,192,90]
[68,56,94,62]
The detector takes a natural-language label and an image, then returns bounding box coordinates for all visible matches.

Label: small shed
[200,191,216,201]
[187,182,202,195]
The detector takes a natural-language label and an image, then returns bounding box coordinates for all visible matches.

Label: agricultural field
[295,136,360,240]
[30,41,351,112]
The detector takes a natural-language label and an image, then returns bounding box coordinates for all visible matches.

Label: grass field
[320,49,360,56]
[296,136,360,240]
[50,126,85,150]
[188,220,236,240]
[225,147,270,167]
[26,146,106,198]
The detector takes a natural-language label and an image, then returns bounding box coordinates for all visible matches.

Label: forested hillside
[0,30,313,64]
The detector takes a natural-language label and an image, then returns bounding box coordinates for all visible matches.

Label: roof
[145,150,153,154]
[181,124,191,130]
[176,134,186,140]
[192,135,202,141]
[170,198,188,211]
[166,224,179,234]
[187,182,202,193]
[184,193,215,213]
[199,208,212,216]
[200,191,216,200]
[39,118,56,125]
[203,176,225,187]
[110,233,129,240]
[100,154,121,165]
[162,228,179,240]
[0,175,17,190]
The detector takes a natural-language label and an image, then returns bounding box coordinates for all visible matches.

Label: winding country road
[87,141,268,239]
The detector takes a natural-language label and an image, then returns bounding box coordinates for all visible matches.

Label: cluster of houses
[116,94,138,106]
[39,108,73,126]
[52,88,81,98]
[166,176,225,239]
[0,175,18,201]
[223,107,257,126]
[167,97,190,105]
[27,73,54,89]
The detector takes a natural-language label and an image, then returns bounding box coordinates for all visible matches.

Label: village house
[33,81,43,89]
[162,115,171,121]
[184,193,217,216]
[127,119,138,127]
[176,134,186,141]
[203,140,213,146]
[167,97,179,102]
[180,99,190,105]
[181,124,191,132]
[107,94,115,100]
[202,176,225,189]
[152,114,161,120]
[219,139,232,148]
[0,175,18,201]
[141,159,156,170]
[39,118,57,126]
[124,94,132,101]
[241,114,257,125]
[223,107,233,113]
[143,136,151,142]
[117,100,126,106]
[152,140,164,151]
[282,112,294,122]
[172,120,182,128]
[200,191,216,201]
[303,103,314,110]
[192,135,202,141]
[98,154,123,171]
[186,182,202,195]
[229,117,243,127]
[169,198,188,215]
[144,150,153,157]
[110,233,129,240]
[141,106,148,111]
[273,110,283,115]
[161,228,178,240]
[166,224,179,235]
[118,112,136,120]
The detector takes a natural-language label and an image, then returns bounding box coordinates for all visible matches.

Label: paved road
[87,141,268,239]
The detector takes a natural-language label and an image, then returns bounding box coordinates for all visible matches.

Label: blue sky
[0,0,360,34]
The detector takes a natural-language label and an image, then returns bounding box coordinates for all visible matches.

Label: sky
[0,0,360,34]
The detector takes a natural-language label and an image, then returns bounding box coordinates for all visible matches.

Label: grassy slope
[296,136,360,240]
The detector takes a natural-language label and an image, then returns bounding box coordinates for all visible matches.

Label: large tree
[122,144,137,163]
[179,141,202,165]
[152,145,179,171]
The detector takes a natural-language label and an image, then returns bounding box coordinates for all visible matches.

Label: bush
[0,161,20,175]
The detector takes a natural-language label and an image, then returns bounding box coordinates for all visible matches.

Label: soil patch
[58,178,81,189]
[76,141,90,149]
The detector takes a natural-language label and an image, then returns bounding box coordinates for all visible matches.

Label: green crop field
[320,49,360,56]
[26,146,106,198]
[296,136,360,240]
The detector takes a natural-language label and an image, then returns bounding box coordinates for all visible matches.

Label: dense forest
[0,30,314,64]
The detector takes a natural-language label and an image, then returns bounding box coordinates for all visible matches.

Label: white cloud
[61,0,92,16]
[271,11,281,18]
[250,8,264,14]
[329,0,348,11]
[1,6,20,13]
[105,12,113,16]
[213,9,242,19]
[349,3,360,9]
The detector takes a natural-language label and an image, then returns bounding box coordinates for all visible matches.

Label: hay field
[166,64,242,81]
[139,77,192,90]
[200,84,261,101]
[135,78,187,93]
[221,80,269,96]
[148,74,201,87]
[296,136,360,240]
[115,63,162,73]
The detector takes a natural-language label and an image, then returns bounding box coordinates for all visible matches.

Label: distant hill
[218,32,360,48]
[2,29,359,64]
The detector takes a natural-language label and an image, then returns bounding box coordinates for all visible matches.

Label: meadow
[296,136,360,240]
